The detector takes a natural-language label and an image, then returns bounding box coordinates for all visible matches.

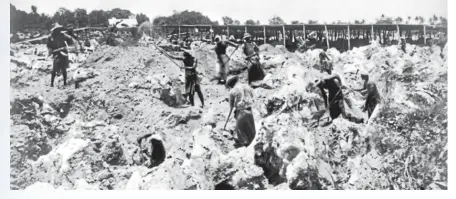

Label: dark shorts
[53,55,69,73]
[185,74,199,95]
[328,94,344,119]
[367,97,379,118]
[247,59,266,83]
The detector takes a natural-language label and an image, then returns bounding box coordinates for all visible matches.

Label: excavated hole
[49,94,75,118]
[214,180,235,190]
[150,139,166,168]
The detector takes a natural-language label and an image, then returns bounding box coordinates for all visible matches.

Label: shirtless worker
[353,71,381,119]
[242,33,266,84]
[319,50,332,74]
[400,37,407,53]
[213,35,239,84]
[224,75,256,148]
[168,50,205,108]
[314,74,347,121]
[46,23,76,87]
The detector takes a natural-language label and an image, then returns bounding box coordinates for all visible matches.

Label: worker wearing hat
[46,22,75,87]
[241,32,266,84]
[224,75,256,148]
[168,50,205,108]
[352,69,381,119]
[213,34,239,84]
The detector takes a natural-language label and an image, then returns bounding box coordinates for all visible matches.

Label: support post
[371,25,374,42]
[263,26,266,44]
[347,25,351,50]
[303,25,306,39]
[282,25,286,46]
[178,26,181,40]
[245,26,247,33]
[397,25,400,40]
[423,25,427,45]
[227,26,229,38]
[210,26,213,42]
[324,25,330,49]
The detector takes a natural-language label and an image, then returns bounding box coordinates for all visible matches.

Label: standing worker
[319,50,332,74]
[168,50,205,108]
[353,71,381,119]
[224,75,256,148]
[213,35,239,84]
[46,23,76,87]
[242,33,266,84]
[400,37,407,53]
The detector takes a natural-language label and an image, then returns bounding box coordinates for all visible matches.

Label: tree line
[10,4,150,33]
[10,3,447,34]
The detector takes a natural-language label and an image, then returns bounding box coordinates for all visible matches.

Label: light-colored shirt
[229,84,254,110]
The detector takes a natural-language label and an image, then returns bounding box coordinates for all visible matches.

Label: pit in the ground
[215,181,235,190]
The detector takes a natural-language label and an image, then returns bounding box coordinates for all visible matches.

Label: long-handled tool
[308,89,343,127]
[149,41,183,69]
[223,107,234,130]
[216,45,242,83]
[221,45,241,65]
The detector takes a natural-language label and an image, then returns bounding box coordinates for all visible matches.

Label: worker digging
[9,4,447,190]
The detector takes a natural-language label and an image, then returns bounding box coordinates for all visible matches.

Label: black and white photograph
[6,0,448,191]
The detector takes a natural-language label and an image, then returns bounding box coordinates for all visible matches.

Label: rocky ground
[10,36,447,190]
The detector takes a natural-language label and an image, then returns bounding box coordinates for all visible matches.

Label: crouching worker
[315,74,347,121]
[353,71,381,119]
[46,23,76,87]
[254,142,286,185]
[168,50,205,108]
[224,76,256,148]
[315,74,364,124]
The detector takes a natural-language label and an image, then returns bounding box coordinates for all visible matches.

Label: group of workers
[46,22,381,149]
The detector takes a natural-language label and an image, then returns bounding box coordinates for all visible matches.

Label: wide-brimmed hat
[214,35,221,42]
[50,23,64,32]
[243,33,252,39]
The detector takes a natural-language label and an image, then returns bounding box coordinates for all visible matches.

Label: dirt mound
[10,37,447,190]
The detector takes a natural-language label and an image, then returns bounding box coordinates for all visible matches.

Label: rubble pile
[10,35,447,190]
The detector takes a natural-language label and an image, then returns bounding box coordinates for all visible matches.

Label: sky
[10,0,448,24]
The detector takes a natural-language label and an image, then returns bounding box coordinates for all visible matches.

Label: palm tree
[439,16,447,25]
[395,17,403,24]
[31,5,37,14]
[420,17,424,24]
[429,17,434,25]
[406,16,411,24]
